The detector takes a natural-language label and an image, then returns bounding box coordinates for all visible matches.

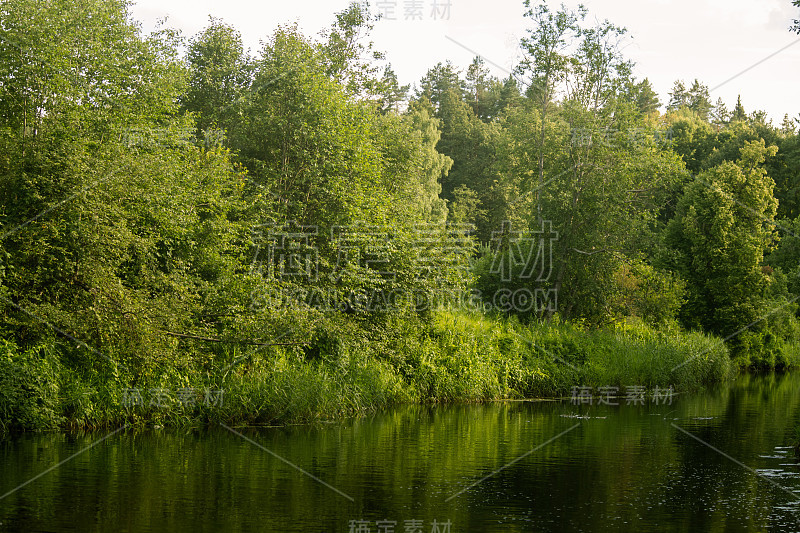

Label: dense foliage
[0,0,798,430]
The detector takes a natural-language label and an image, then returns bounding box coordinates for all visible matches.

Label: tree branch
[158,330,309,346]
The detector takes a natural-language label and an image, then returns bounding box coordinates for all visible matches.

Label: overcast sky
[130,0,800,122]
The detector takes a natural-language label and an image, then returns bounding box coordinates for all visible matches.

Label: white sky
[130,0,800,122]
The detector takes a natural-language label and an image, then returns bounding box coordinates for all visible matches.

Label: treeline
[401,3,800,363]
[0,0,795,430]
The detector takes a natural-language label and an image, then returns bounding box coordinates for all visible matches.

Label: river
[2,373,800,532]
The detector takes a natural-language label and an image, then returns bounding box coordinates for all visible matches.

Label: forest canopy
[0,0,798,430]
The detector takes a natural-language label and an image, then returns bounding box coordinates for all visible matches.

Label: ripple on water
[756,468,800,478]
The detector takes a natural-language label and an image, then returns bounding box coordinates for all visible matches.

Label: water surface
[2,373,800,532]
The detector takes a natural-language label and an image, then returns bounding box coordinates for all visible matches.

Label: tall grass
[408,310,734,399]
[0,308,742,431]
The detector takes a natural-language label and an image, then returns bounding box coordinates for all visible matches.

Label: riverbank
[4,373,800,532]
[2,308,767,432]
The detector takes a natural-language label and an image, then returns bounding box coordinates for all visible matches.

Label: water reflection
[1,373,800,532]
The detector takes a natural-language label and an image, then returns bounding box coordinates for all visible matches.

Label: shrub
[0,340,63,431]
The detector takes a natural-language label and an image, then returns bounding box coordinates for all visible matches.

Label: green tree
[666,140,779,338]
[465,56,491,119]
[181,19,251,136]
[711,97,730,128]
[626,77,661,115]
[518,0,584,225]
[376,66,409,114]
[771,130,800,218]
[379,101,452,225]
[667,79,710,119]
[687,79,712,121]
[781,114,797,135]
[750,109,770,125]
[767,216,800,297]
[319,2,386,99]
[732,95,747,122]
[493,76,524,114]
[415,62,466,112]
[667,80,688,111]
[230,24,468,316]
[413,63,501,241]
[0,0,245,385]
[666,108,716,173]
[488,8,684,322]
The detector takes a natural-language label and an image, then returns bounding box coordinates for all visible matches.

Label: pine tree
[749,110,769,125]
[710,97,729,127]
[732,95,747,122]
[687,79,711,121]
[377,66,410,114]
[667,79,688,111]
[781,114,796,135]
[465,56,492,120]
[634,78,661,114]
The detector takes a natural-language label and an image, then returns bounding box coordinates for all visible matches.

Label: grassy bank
[0,308,748,432]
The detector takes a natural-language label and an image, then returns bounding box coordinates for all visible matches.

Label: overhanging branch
[157,330,309,347]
